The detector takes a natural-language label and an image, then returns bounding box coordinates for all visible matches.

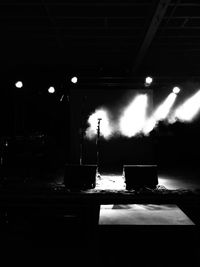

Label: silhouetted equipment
[64,164,97,190]
[0,134,57,181]
[123,165,158,190]
[96,118,102,174]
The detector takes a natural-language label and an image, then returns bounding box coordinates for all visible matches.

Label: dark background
[69,88,155,168]
[1,72,200,173]
[1,0,200,174]
[0,2,200,264]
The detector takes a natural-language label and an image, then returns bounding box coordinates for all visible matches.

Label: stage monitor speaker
[123,165,158,190]
[64,164,97,190]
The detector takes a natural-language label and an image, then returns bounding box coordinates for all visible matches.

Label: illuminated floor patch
[99,204,195,225]
[95,175,126,190]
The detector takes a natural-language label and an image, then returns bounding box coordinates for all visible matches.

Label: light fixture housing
[172,86,181,94]
[145,76,153,87]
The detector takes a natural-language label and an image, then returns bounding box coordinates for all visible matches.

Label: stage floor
[99,204,195,225]
[0,166,200,266]
[94,167,200,191]
[2,164,200,191]
[158,167,200,190]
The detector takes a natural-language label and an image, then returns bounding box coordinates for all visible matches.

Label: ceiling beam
[4,26,200,30]
[132,0,171,73]
[2,16,200,19]
[0,3,153,7]
[0,2,198,7]
[41,0,64,50]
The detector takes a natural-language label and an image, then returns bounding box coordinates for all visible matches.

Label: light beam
[143,92,177,135]
[172,89,200,122]
[173,86,181,94]
[119,94,148,137]
[154,92,177,121]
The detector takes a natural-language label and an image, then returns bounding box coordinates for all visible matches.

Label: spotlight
[143,92,178,135]
[71,76,78,84]
[173,90,200,122]
[119,94,148,137]
[153,92,177,121]
[145,76,153,87]
[15,81,23,88]
[48,86,55,93]
[172,86,181,94]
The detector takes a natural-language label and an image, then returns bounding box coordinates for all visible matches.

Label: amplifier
[123,165,158,190]
[64,164,97,190]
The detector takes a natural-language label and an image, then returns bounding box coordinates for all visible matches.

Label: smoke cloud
[85,89,200,140]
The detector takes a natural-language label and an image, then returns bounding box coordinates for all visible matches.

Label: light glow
[95,175,126,190]
[173,86,181,94]
[85,108,113,139]
[143,92,177,135]
[48,86,55,93]
[71,76,78,84]
[119,94,148,137]
[172,90,200,122]
[143,117,157,135]
[145,76,153,86]
[154,92,177,121]
[15,81,23,88]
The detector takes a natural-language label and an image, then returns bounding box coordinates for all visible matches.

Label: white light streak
[143,92,177,135]
[119,94,148,137]
[154,93,177,121]
[172,90,200,122]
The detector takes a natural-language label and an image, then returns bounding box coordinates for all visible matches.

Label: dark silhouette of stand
[96,118,102,177]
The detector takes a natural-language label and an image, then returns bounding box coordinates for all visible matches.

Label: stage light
[173,86,181,94]
[15,81,23,88]
[145,76,153,87]
[48,86,55,93]
[71,76,78,84]
[119,94,148,137]
[143,92,177,135]
[154,92,177,121]
[143,118,157,135]
[173,89,200,122]
[85,108,113,139]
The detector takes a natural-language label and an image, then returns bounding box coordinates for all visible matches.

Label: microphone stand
[96,118,102,177]
[79,96,87,166]
[80,127,83,165]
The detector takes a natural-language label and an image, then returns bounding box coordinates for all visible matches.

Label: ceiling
[1,0,200,77]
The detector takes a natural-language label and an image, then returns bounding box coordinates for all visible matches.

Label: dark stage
[1,0,200,266]
[0,164,200,266]
[1,94,200,267]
